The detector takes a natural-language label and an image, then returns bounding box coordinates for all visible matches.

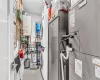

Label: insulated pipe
[60,46,72,80]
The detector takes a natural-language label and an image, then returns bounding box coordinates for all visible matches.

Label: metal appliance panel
[69,0,100,80]
[69,0,100,57]
[48,11,68,80]
[49,17,59,80]
[69,52,100,80]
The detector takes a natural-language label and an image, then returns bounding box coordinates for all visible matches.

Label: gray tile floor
[23,54,43,80]
[23,69,42,80]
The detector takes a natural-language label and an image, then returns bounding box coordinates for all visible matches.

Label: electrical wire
[75,32,85,53]
[72,31,100,58]
[39,50,44,80]
[59,35,72,80]
[73,50,100,58]
[59,37,69,53]
[59,32,86,80]
[59,31,100,80]
[40,68,44,80]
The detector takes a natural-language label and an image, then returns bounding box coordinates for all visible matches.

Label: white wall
[9,0,23,80]
[9,0,16,80]
[41,4,48,80]
[23,15,32,36]
[0,0,9,80]
[27,13,42,22]
[30,14,42,43]
[31,22,35,43]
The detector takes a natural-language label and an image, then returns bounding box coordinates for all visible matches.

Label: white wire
[60,53,68,80]
[60,46,72,80]
[60,52,69,80]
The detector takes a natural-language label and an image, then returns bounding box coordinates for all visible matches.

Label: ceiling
[22,0,52,15]
[22,0,52,22]
[23,0,43,15]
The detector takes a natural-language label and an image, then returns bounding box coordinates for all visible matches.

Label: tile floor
[23,69,42,80]
[23,54,43,80]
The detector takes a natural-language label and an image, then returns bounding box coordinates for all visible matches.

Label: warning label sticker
[95,66,100,79]
[75,59,82,78]
[92,57,100,66]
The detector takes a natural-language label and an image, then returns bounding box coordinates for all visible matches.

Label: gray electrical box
[69,0,100,80]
